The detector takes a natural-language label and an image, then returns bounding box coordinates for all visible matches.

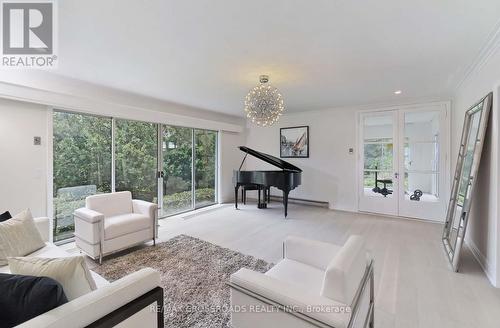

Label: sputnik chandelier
[244,75,285,127]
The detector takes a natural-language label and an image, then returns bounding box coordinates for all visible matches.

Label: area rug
[92,234,273,328]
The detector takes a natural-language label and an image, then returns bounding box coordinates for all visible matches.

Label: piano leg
[257,186,267,209]
[283,190,290,218]
[234,186,239,209]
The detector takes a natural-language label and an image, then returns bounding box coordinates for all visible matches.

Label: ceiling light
[245,75,285,127]
[394,90,402,95]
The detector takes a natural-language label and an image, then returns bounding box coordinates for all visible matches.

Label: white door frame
[356,101,451,221]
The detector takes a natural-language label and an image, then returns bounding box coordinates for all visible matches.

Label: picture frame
[280,126,309,158]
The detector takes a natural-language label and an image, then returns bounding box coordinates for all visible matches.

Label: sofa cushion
[8,256,97,301]
[29,243,69,258]
[0,209,45,266]
[321,235,366,305]
[265,259,325,294]
[104,213,151,240]
[0,273,68,327]
[86,191,133,218]
[0,243,110,288]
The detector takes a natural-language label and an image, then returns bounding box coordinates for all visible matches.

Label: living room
[1,1,500,327]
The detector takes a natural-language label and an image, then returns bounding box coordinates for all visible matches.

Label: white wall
[219,131,246,203]
[451,42,500,287]
[245,108,358,211]
[0,99,48,217]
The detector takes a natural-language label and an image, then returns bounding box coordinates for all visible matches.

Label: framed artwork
[280,126,309,158]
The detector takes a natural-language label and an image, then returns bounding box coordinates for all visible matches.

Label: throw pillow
[8,256,97,301]
[0,209,45,266]
[0,211,11,222]
[0,273,68,327]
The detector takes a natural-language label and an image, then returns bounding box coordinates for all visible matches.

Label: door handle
[394,172,399,179]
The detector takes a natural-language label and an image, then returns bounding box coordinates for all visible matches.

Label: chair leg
[98,241,103,265]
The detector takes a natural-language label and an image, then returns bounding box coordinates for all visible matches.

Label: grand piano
[233,146,302,217]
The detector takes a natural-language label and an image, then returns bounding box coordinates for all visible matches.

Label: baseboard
[465,238,498,287]
[269,195,329,208]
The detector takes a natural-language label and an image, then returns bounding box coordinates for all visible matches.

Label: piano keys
[233,146,302,217]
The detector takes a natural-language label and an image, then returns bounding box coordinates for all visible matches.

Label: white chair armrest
[132,199,157,220]
[33,217,50,242]
[18,268,161,328]
[230,268,350,328]
[74,208,104,223]
[284,236,341,270]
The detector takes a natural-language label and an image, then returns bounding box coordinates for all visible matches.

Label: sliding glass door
[53,112,219,241]
[159,126,218,217]
[115,119,158,202]
[194,129,217,208]
[53,111,112,242]
[161,126,193,216]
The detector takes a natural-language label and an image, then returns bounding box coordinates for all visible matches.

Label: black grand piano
[233,146,302,218]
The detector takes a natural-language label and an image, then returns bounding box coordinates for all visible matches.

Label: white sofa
[74,191,158,264]
[229,235,374,328]
[0,216,164,328]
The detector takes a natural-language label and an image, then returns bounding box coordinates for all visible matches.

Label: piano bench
[241,185,271,205]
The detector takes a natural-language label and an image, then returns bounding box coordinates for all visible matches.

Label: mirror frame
[442,92,493,271]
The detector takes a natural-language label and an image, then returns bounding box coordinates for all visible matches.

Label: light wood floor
[70,202,500,328]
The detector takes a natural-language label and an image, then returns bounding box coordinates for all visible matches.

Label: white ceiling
[54,0,500,116]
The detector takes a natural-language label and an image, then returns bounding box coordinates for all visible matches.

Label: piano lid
[238,146,302,172]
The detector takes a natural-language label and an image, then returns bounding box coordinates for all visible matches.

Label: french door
[358,104,449,221]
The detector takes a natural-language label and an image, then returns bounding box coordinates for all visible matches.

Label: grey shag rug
[92,234,273,328]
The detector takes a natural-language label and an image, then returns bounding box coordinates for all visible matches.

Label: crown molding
[454,19,500,93]
[275,96,450,117]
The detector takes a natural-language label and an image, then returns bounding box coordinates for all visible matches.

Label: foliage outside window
[115,119,158,202]
[363,141,393,188]
[195,129,217,207]
[53,111,112,242]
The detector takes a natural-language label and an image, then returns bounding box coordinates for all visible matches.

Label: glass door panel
[398,108,448,221]
[53,111,112,242]
[358,112,398,216]
[161,126,193,216]
[115,119,158,202]
[402,111,440,202]
[194,129,217,208]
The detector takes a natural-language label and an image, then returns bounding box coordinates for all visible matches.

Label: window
[53,111,112,242]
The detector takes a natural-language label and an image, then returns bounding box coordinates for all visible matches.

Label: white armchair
[229,235,374,328]
[74,191,158,263]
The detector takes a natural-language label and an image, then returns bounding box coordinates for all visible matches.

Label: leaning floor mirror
[442,92,493,271]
